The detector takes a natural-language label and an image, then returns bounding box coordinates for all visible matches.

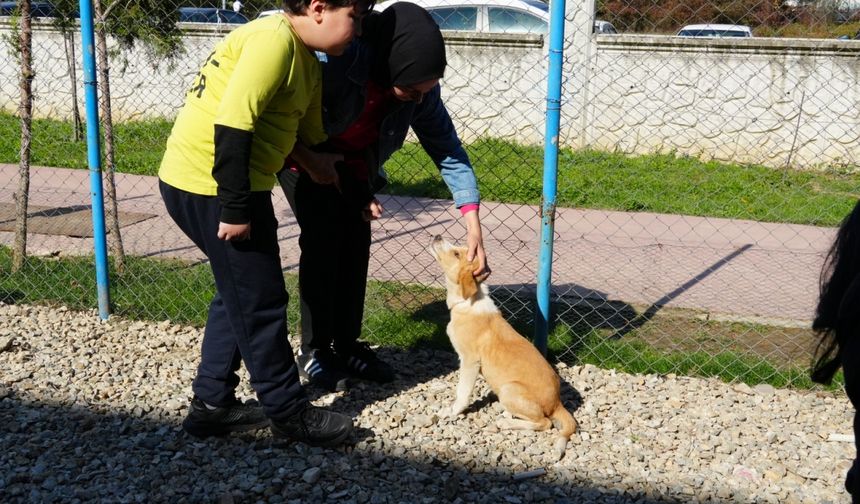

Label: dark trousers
[844,336,860,502]
[160,181,306,420]
[278,169,371,355]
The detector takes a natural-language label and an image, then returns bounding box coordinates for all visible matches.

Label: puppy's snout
[429,235,444,259]
[430,235,445,253]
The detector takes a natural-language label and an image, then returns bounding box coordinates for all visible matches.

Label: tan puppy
[429,236,577,460]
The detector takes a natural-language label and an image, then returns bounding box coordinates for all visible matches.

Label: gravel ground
[0,302,855,503]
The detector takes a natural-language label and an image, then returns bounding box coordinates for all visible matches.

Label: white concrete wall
[579,35,860,169]
[3,19,860,169]
[0,21,228,121]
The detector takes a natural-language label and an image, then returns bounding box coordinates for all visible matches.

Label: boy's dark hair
[811,199,860,384]
[283,0,375,15]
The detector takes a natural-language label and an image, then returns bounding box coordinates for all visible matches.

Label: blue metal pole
[79,0,110,319]
[535,0,567,354]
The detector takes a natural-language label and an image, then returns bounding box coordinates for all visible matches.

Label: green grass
[386,139,860,227]
[2,113,858,226]
[0,114,172,175]
[0,246,839,390]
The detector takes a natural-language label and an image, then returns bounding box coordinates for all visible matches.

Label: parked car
[178,7,248,25]
[257,8,283,18]
[593,19,617,34]
[0,1,67,18]
[375,0,616,36]
[676,24,752,38]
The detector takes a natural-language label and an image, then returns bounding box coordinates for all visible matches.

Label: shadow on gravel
[0,391,702,503]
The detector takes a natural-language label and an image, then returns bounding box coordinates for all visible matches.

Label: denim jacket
[318,41,480,208]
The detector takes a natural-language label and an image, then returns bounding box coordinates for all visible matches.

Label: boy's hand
[289,143,343,190]
[303,152,342,191]
[362,198,384,221]
[218,222,251,241]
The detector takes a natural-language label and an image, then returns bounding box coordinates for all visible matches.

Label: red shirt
[287,80,391,181]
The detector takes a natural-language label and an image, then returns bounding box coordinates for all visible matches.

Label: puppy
[429,236,577,460]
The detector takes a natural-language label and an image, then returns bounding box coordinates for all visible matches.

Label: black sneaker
[270,404,354,447]
[297,349,350,392]
[182,397,270,438]
[337,342,395,383]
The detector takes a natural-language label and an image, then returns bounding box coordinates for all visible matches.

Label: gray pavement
[0,164,832,324]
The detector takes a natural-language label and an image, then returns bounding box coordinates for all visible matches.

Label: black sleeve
[212,124,253,224]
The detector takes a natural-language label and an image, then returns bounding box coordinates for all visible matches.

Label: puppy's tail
[550,404,577,461]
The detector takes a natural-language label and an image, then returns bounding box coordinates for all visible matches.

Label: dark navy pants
[278,169,371,355]
[160,180,306,421]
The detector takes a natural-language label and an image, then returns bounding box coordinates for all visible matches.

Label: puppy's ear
[458,263,478,299]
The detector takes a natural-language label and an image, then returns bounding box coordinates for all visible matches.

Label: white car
[593,19,617,34]
[676,23,752,38]
[257,8,283,18]
[375,0,617,35]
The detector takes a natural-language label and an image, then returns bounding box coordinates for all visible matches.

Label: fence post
[79,0,111,320]
[535,0,567,355]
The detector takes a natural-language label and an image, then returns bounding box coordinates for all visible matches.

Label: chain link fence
[1,0,859,387]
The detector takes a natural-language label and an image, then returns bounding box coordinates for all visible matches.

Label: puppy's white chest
[446,321,467,355]
[446,321,460,346]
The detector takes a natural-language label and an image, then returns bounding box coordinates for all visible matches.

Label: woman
[279,2,490,392]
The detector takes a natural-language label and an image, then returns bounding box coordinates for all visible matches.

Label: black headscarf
[364,2,447,87]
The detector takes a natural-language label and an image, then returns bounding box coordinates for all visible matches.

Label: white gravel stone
[0,303,854,503]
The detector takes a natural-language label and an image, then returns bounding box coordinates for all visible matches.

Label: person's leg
[161,182,244,404]
[331,209,370,354]
[330,186,394,383]
[162,180,353,444]
[281,169,340,353]
[210,207,354,444]
[280,169,351,391]
[160,182,267,436]
[161,182,304,417]
[196,293,242,402]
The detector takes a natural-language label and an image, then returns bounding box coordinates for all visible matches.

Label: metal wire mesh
[1,0,858,387]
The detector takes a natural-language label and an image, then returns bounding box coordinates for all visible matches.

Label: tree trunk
[64,30,83,142]
[93,0,126,274]
[13,0,33,273]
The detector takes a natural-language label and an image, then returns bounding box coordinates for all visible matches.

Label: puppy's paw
[444,403,467,418]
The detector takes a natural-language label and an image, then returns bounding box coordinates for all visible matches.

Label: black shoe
[337,342,395,383]
[297,349,350,392]
[182,397,270,438]
[270,404,354,447]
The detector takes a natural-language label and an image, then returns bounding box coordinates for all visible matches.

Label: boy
[158,0,372,446]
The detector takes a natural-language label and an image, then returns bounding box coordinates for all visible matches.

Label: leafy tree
[599,0,792,33]
[6,1,34,272]
[49,0,83,141]
[91,1,184,274]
